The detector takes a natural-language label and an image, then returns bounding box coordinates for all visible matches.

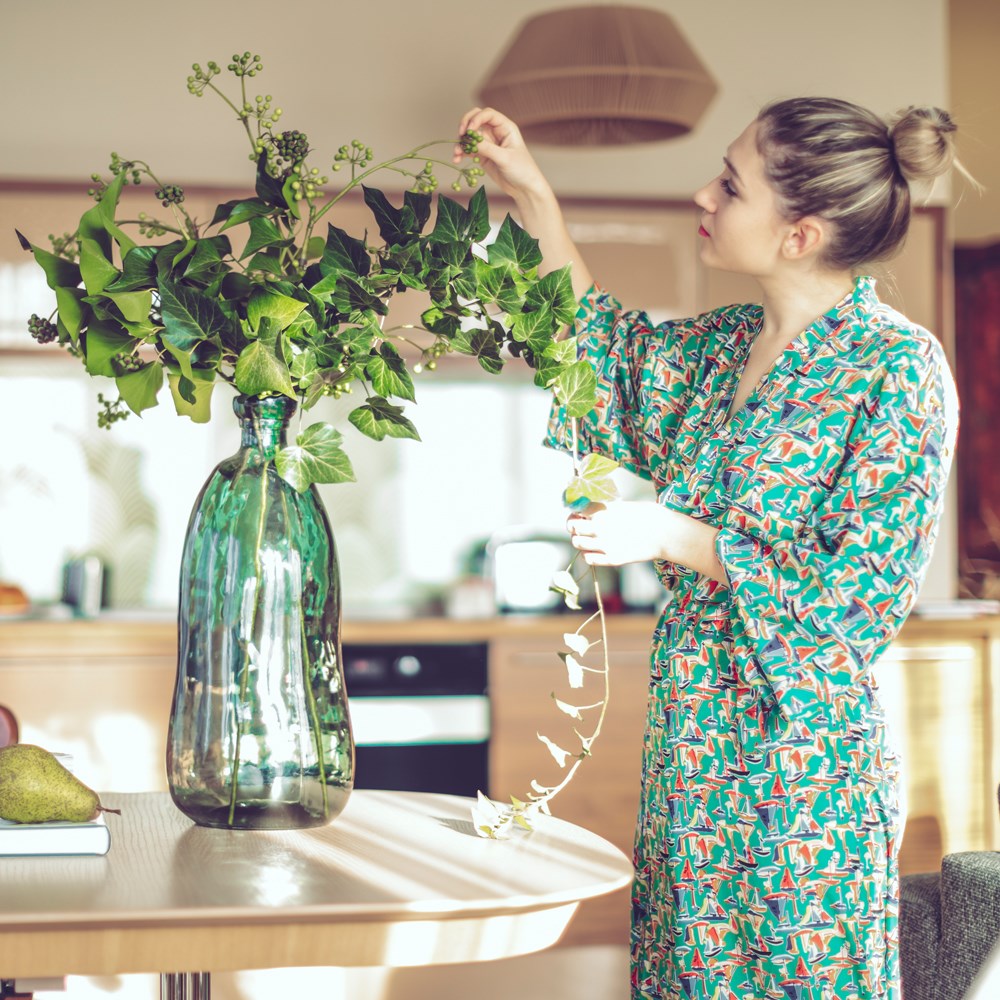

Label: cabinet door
[490,625,652,947]
[874,636,995,873]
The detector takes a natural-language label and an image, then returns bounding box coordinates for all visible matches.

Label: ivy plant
[17,52,597,491]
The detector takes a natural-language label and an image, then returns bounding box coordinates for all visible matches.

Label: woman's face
[693,120,791,278]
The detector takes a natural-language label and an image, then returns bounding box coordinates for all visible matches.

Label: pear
[0,743,120,824]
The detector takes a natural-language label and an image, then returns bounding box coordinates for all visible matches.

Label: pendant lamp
[476,5,717,146]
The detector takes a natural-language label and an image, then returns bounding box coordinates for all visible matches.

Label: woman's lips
[698,225,711,238]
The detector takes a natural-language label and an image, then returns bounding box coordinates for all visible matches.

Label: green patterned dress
[546,276,957,1000]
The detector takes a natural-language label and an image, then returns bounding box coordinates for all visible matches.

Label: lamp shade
[476,5,718,146]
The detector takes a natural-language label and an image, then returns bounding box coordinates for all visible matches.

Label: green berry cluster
[229,52,262,78]
[332,139,374,172]
[28,314,58,344]
[155,184,185,207]
[48,232,78,262]
[186,61,221,96]
[136,212,169,238]
[87,174,108,201]
[96,393,130,430]
[108,152,142,185]
[412,160,439,195]
[413,340,451,373]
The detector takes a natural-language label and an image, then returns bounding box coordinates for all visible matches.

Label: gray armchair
[900,851,1000,1000]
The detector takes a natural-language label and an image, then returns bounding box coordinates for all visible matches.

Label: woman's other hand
[567,501,728,586]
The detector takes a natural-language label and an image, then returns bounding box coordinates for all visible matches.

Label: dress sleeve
[544,283,707,486]
[715,337,958,729]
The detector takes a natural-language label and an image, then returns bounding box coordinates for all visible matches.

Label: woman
[456,99,961,1000]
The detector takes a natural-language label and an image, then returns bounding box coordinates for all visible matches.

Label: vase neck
[233,395,295,458]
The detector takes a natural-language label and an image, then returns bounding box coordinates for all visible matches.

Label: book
[0,810,111,857]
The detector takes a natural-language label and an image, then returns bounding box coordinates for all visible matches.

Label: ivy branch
[473,422,621,839]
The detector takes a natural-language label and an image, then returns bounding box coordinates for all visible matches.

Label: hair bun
[888,106,957,184]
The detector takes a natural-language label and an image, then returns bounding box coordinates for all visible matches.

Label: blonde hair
[755,98,961,270]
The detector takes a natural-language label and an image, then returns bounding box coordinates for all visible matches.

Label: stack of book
[0,752,112,857]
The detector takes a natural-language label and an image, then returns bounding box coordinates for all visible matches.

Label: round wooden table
[0,791,632,999]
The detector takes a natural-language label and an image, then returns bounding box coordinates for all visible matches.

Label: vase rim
[233,394,298,419]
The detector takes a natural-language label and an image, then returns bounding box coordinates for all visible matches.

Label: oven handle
[348,695,490,746]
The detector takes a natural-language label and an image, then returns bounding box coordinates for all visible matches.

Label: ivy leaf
[544,338,576,366]
[106,289,153,325]
[467,185,490,242]
[167,370,215,423]
[511,304,555,346]
[116,363,164,415]
[245,250,286,278]
[348,397,420,442]
[105,245,158,293]
[550,569,581,610]
[552,696,584,720]
[537,733,571,768]
[211,197,272,231]
[247,288,306,331]
[185,236,233,281]
[241,216,288,260]
[159,279,238,351]
[563,632,592,656]
[255,150,287,208]
[365,343,415,402]
[469,328,504,375]
[559,652,585,689]
[15,231,81,288]
[553,360,598,418]
[363,186,431,246]
[526,264,577,327]
[55,287,88,342]
[83,321,133,377]
[275,421,356,491]
[320,224,371,278]
[427,194,469,245]
[564,453,621,507]
[488,214,543,271]
[79,238,120,294]
[234,316,295,398]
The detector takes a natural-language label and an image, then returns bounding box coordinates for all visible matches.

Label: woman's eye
[720,177,737,197]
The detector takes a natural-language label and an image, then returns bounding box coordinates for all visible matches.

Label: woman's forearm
[511,184,595,301]
[660,509,729,588]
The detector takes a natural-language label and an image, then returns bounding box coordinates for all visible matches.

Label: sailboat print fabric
[545,276,957,1000]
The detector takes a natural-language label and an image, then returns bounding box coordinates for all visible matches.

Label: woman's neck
[756,269,855,344]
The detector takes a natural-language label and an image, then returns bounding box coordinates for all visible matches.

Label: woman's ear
[782,216,827,261]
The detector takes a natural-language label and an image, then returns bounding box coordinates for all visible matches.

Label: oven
[342,642,490,797]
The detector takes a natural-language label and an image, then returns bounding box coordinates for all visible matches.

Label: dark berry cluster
[155,184,185,207]
[28,314,58,344]
[273,129,309,163]
[114,351,145,373]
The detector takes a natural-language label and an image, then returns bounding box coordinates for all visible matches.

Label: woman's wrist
[659,507,728,587]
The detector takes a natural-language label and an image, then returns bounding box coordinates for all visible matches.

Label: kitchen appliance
[343,642,490,796]
[486,525,621,613]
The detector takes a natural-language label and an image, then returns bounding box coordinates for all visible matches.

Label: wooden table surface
[0,790,633,979]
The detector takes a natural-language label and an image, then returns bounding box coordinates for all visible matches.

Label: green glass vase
[167,394,354,830]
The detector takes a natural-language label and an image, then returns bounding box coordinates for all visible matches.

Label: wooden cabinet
[488,620,653,948]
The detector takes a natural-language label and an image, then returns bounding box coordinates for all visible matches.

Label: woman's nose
[693,183,714,212]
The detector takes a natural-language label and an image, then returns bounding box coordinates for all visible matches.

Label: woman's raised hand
[453,107,551,203]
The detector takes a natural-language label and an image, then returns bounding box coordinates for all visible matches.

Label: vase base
[172,786,352,830]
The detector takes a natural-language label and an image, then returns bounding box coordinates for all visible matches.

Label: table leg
[160,972,211,1000]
